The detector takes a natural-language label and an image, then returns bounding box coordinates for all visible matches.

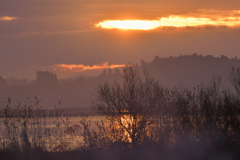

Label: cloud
[0,16,18,21]
[95,10,240,30]
[53,62,126,72]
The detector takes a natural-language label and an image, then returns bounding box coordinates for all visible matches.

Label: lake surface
[0,115,106,151]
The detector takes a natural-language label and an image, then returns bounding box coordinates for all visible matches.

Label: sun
[95,20,162,30]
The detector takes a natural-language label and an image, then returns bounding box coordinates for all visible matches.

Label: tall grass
[0,97,75,159]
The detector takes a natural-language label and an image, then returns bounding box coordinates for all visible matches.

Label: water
[1,114,222,152]
[0,115,106,151]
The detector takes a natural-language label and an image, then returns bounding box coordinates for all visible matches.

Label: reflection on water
[0,115,177,151]
[0,116,106,151]
[112,114,151,144]
[0,114,159,151]
[120,115,133,143]
[1,114,237,151]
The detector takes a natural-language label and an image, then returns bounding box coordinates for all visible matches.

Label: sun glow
[95,11,240,30]
[96,20,162,30]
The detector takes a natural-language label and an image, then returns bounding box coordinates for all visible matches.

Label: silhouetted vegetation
[91,66,239,157]
[0,63,240,160]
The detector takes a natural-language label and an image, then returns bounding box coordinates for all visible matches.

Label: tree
[95,65,163,146]
[229,67,240,96]
[34,71,58,87]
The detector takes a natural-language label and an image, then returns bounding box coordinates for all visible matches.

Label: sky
[1,0,240,79]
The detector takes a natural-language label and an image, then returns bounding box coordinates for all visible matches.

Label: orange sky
[0,0,240,79]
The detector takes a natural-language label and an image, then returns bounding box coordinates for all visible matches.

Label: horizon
[1,53,239,80]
